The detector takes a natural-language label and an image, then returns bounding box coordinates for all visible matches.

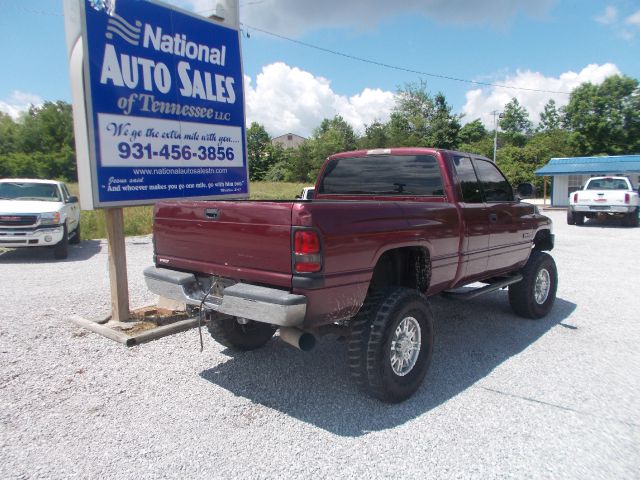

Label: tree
[315,116,357,151]
[0,101,78,181]
[391,81,435,146]
[0,112,17,155]
[538,99,562,132]
[458,119,488,144]
[246,122,274,181]
[16,101,74,154]
[390,82,461,148]
[563,75,640,155]
[359,121,389,149]
[427,93,461,149]
[499,98,533,135]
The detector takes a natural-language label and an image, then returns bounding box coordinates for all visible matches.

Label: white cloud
[0,91,43,119]
[625,10,640,26]
[594,6,639,40]
[175,0,553,35]
[595,6,618,25]
[244,62,395,136]
[461,63,621,127]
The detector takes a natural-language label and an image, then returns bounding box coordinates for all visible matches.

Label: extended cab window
[452,156,483,203]
[473,159,514,202]
[319,155,444,196]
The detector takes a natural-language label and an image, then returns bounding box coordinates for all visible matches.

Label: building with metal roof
[535,155,640,206]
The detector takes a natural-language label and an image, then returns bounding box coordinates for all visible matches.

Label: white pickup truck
[0,179,81,258]
[567,176,639,227]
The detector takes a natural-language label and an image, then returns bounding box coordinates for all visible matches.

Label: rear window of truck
[318,155,444,196]
[585,178,630,190]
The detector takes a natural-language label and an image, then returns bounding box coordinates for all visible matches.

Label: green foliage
[458,137,494,159]
[246,122,286,181]
[458,119,489,144]
[388,82,461,148]
[0,113,17,155]
[0,101,77,181]
[537,99,562,132]
[499,98,533,137]
[563,75,640,155]
[358,121,389,149]
[496,129,574,191]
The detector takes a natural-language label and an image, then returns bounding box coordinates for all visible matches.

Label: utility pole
[491,110,502,163]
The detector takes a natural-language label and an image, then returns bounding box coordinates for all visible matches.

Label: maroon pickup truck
[144,147,556,402]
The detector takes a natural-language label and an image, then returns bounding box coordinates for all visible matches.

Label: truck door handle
[489,213,498,223]
[205,209,220,219]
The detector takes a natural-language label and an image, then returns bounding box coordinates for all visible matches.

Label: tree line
[1,75,638,192]
[0,101,76,181]
[248,74,640,191]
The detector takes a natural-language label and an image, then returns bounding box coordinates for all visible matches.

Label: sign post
[64,0,246,332]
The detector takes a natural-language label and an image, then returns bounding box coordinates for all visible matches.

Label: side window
[473,160,514,202]
[60,184,70,202]
[452,156,483,203]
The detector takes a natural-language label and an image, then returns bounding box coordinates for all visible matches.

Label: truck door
[472,158,532,272]
[451,155,490,279]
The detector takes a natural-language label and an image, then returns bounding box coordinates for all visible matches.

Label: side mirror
[67,195,79,204]
[515,182,536,199]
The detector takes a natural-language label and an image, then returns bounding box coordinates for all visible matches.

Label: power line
[241,22,572,96]
[11,3,572,95]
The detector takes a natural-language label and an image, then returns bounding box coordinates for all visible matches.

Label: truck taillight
[625,193,630,204]
[573,193,578,203]
[294,230,322,273]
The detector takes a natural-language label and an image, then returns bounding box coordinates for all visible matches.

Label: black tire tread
[348,287,433,402]
[69,223,81,244]
[53,224,69,259]
[508,251,557,319]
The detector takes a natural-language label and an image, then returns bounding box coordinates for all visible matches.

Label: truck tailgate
[153,201,294,288]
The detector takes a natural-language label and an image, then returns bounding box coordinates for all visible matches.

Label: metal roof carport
[535,155,640,207]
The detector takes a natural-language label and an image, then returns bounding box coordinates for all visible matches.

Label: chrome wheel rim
[534,268,551,304]
[390,316,421,376]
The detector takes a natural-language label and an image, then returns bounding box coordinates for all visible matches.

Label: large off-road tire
[53,224,69,259]
[69,223,81,244]
[574,213,585,226]
[207,315,276,351]
[566,209,575,225]
[348,287,434,403]
[508,251,558,319]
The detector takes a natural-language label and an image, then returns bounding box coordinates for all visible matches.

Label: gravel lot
[1,209,639,479]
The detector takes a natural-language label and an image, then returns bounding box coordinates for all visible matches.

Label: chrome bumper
[143,266,307,327]
[572,205,636,213]
[0,226,64,247]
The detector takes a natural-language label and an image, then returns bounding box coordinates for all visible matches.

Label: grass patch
[67,181,312,240]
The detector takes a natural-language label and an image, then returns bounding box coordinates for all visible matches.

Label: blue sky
[0,0,638,136]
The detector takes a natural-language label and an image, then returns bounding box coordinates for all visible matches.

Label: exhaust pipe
[279,327,316,351]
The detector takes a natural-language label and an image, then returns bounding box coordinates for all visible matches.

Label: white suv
[0,179,81,259]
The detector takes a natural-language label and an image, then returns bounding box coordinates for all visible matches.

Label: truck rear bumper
[0,226,64,247]
[571,205,636,213]
[144,266,307,327]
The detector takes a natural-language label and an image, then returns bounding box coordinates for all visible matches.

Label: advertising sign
[73,0,248,207]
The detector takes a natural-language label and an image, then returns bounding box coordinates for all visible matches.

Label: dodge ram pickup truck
[567,176,639,227]
[144,148,556,402]
[0,178,81,259]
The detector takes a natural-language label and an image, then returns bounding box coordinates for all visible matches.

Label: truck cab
[0,179,81,258]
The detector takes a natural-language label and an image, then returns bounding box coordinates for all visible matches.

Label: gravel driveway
[1,209,638,479]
